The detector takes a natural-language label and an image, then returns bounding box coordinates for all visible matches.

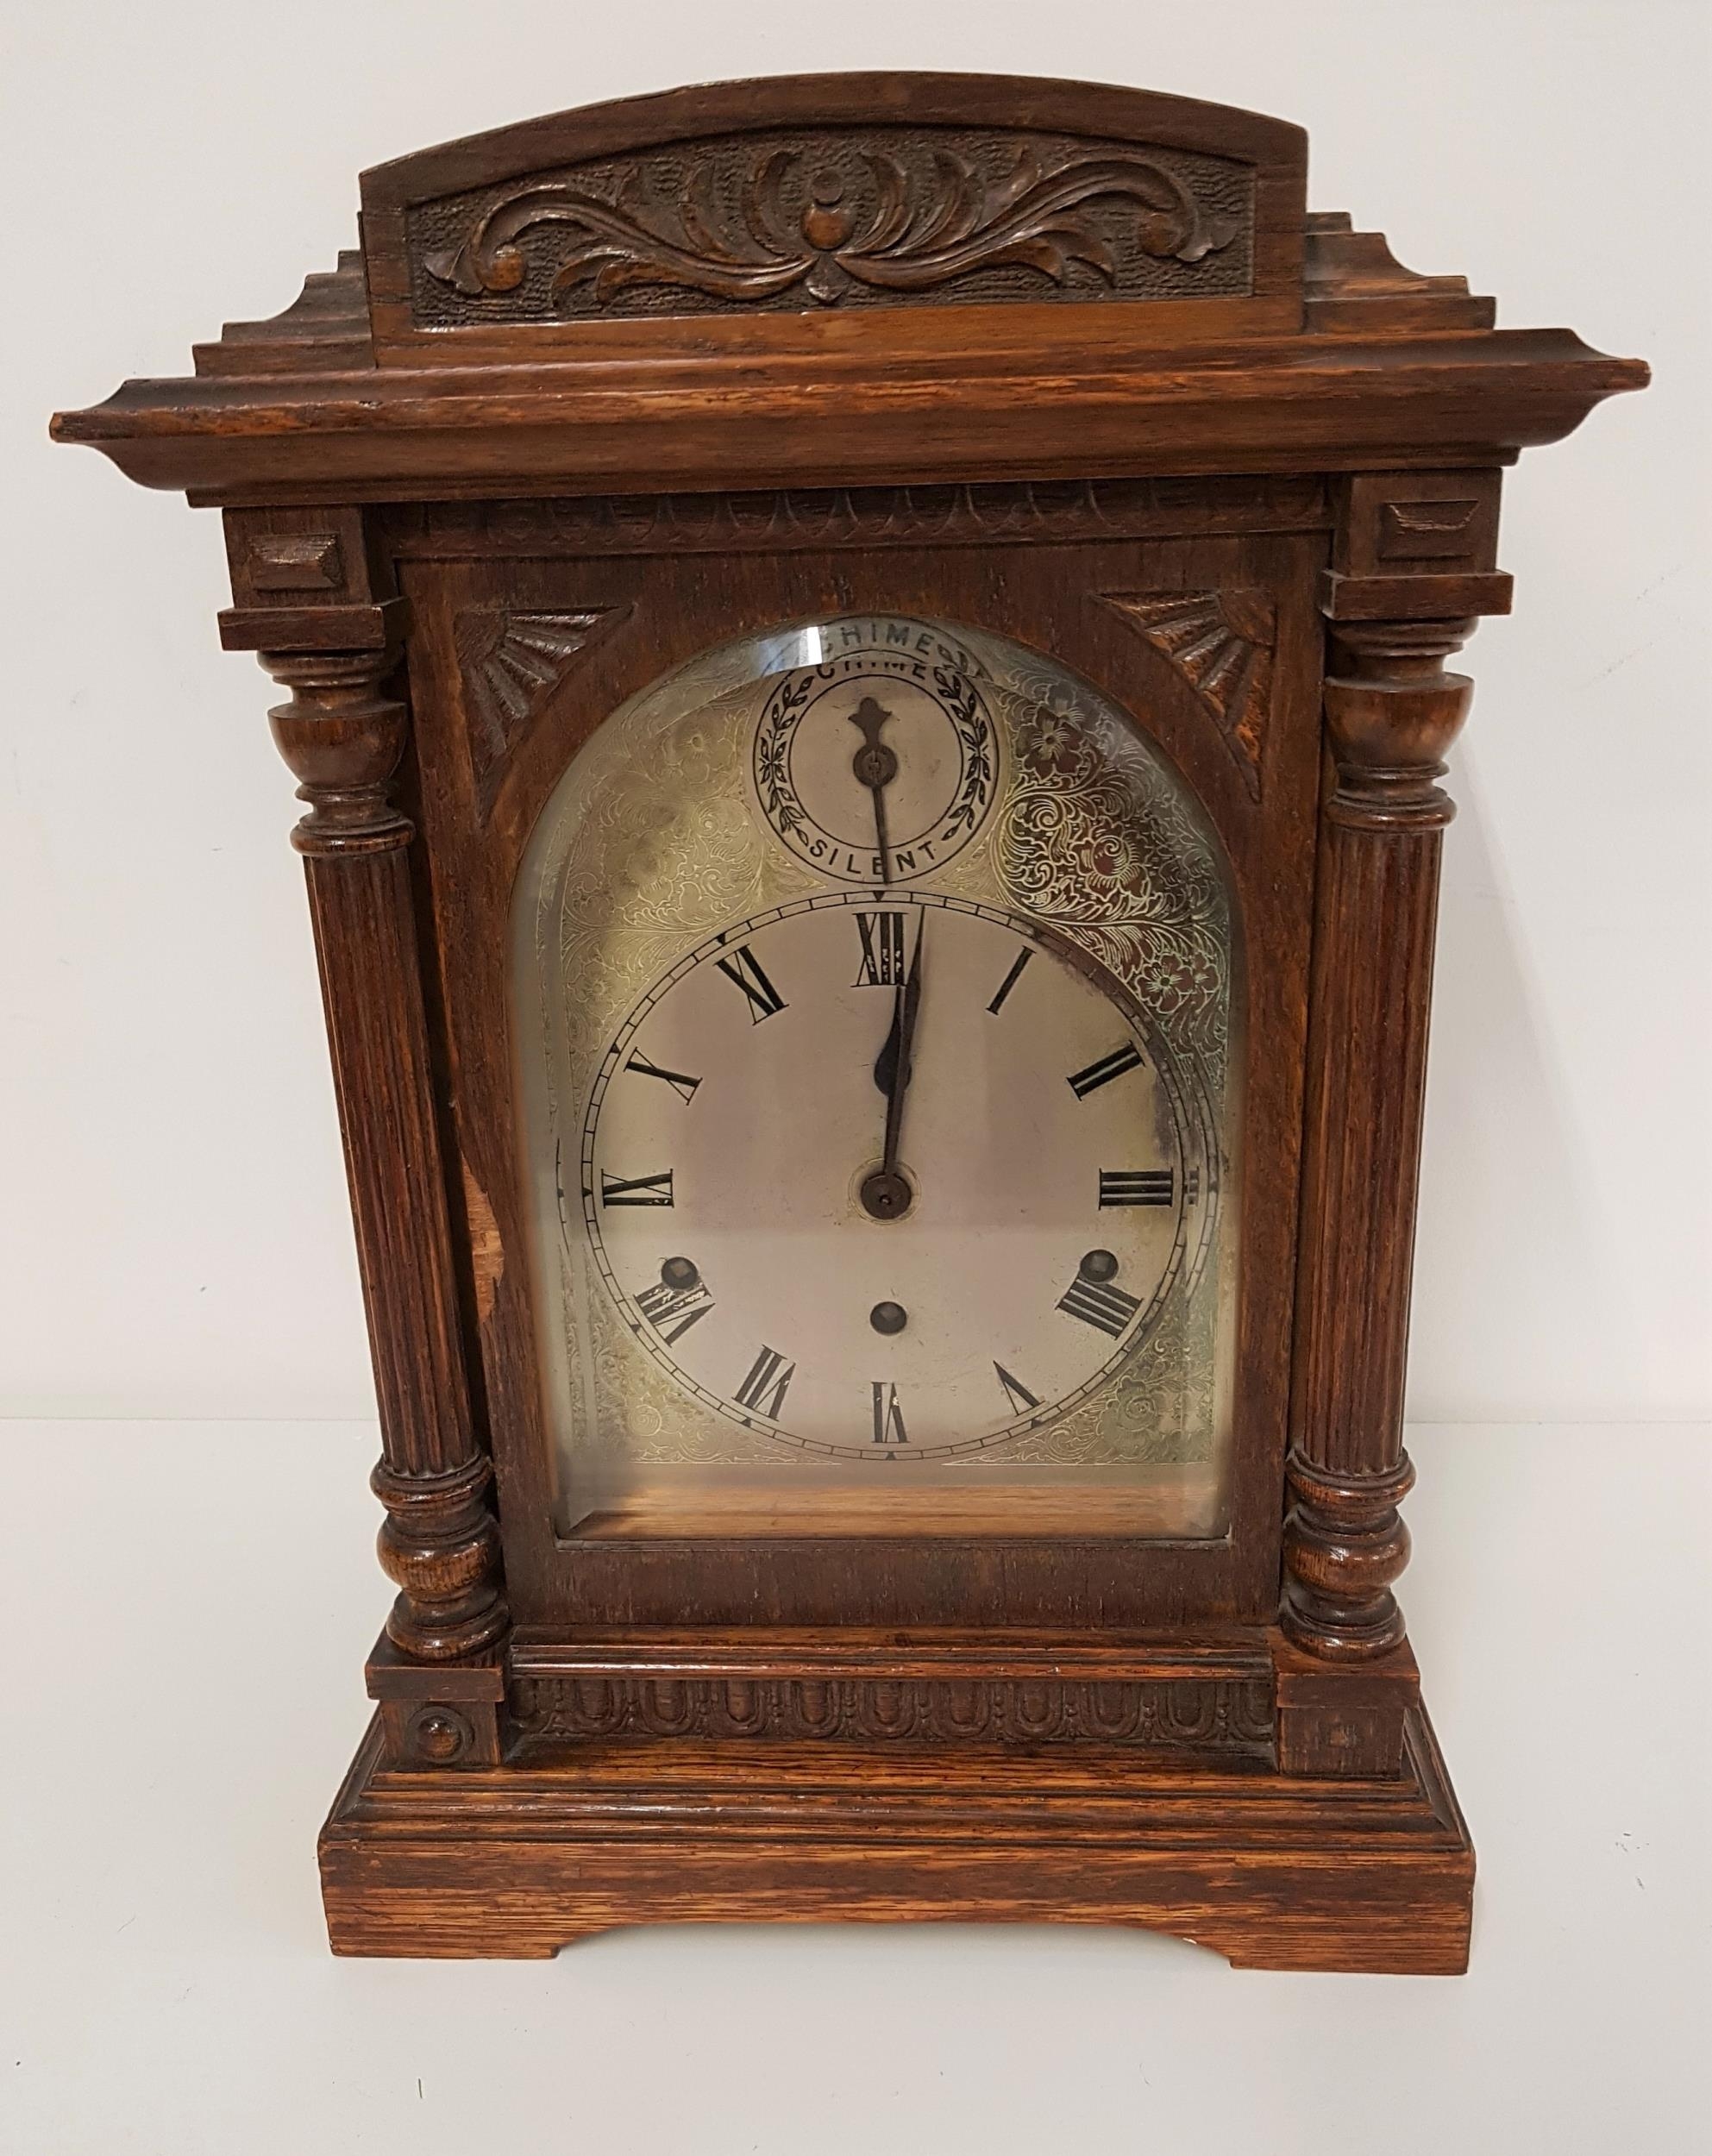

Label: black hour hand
[872,923,922,1101]
[872,986,908,1098]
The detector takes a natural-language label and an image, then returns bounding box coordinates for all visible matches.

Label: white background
[3,3,1707,2152]
[5,0,1707,1427]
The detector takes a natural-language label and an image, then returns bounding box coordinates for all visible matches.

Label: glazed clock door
[403,524,1321,1627]
[517,611,1238,1534]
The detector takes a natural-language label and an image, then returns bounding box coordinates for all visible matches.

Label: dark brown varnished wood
[259,640,506,1662]
[51,72,1646,1971]
[1284,611,1476,1667]
[402,517,1322,1635]
[320,1689,1474,1971]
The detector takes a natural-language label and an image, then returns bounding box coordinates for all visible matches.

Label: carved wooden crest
[455,607,625,812]
[1101,590,1276,799]
[410,128,1252,323]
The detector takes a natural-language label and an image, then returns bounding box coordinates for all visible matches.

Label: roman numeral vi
[871,1382,909,1445]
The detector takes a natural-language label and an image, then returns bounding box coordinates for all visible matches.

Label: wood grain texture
[260,644,507,1662]
[1284,606,1477,1664]
[50,327,1644,505]
[319,1700,1473,1971]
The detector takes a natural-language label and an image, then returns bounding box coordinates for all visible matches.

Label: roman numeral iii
[1067,1042,1144,1098]
[734,1344,795,1420]
[600,1169,674,1207]
[715,943,787,1022]
[624,1051,700,1104]
[1100,1169,1175,1207]
[1057,1275,1143,1338]
[853,912,907,987]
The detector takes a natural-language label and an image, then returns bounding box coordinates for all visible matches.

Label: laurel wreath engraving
[423,144,1240,310]
[751,657,994,873]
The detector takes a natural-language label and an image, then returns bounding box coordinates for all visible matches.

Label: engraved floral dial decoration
[513,615,1241,1537]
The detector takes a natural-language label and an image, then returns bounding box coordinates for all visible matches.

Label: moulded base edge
[318,1702,1473,1973]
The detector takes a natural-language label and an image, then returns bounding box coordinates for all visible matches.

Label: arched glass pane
[513,613,1241,1538]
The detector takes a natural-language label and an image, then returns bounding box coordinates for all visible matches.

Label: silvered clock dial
[515,614,1239,1533]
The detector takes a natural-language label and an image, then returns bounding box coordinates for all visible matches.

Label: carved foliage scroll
[411,128,1253,323]
[1101,590,1276,800]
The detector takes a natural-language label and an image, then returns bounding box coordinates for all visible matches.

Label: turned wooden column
[260,647,507,1662]
[1282,616,1474,1664]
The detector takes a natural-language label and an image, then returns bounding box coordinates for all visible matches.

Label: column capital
[1323,618,1476,833]
[259,647,413,856]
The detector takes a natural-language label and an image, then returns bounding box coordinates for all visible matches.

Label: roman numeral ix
[625,1051,700,1104]
[715,943,787,1023]
[1100,1169,1175,1207]
[600,1169,674,1207]
[734,1344,795,1420]
[1068,1042,1144,1098]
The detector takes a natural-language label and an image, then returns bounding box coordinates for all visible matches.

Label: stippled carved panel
[511,1674,1274,1748]
[1101,590,1276,800]
[411,128,1253,323]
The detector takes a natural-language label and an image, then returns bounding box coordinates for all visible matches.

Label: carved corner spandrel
[1100,586,1276,800]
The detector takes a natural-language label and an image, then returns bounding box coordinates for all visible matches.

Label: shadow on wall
[1406,741,1646,1425]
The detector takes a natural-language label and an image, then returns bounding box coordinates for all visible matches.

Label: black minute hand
[862,918,923,1221]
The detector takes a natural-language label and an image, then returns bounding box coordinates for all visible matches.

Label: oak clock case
[52,71,1646,1971]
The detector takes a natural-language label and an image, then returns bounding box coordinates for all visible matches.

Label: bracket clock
[54,73,1646,1971]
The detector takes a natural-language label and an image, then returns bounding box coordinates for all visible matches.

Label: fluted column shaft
[261,649,506,1661]
[1282,618,1472,1661]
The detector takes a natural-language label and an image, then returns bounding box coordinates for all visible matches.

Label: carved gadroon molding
[411,129,1252,322]
[392,477,1327,561]
[512,1675,1274,1747]
[455,607,624,812]
[1101,590,1276,799]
